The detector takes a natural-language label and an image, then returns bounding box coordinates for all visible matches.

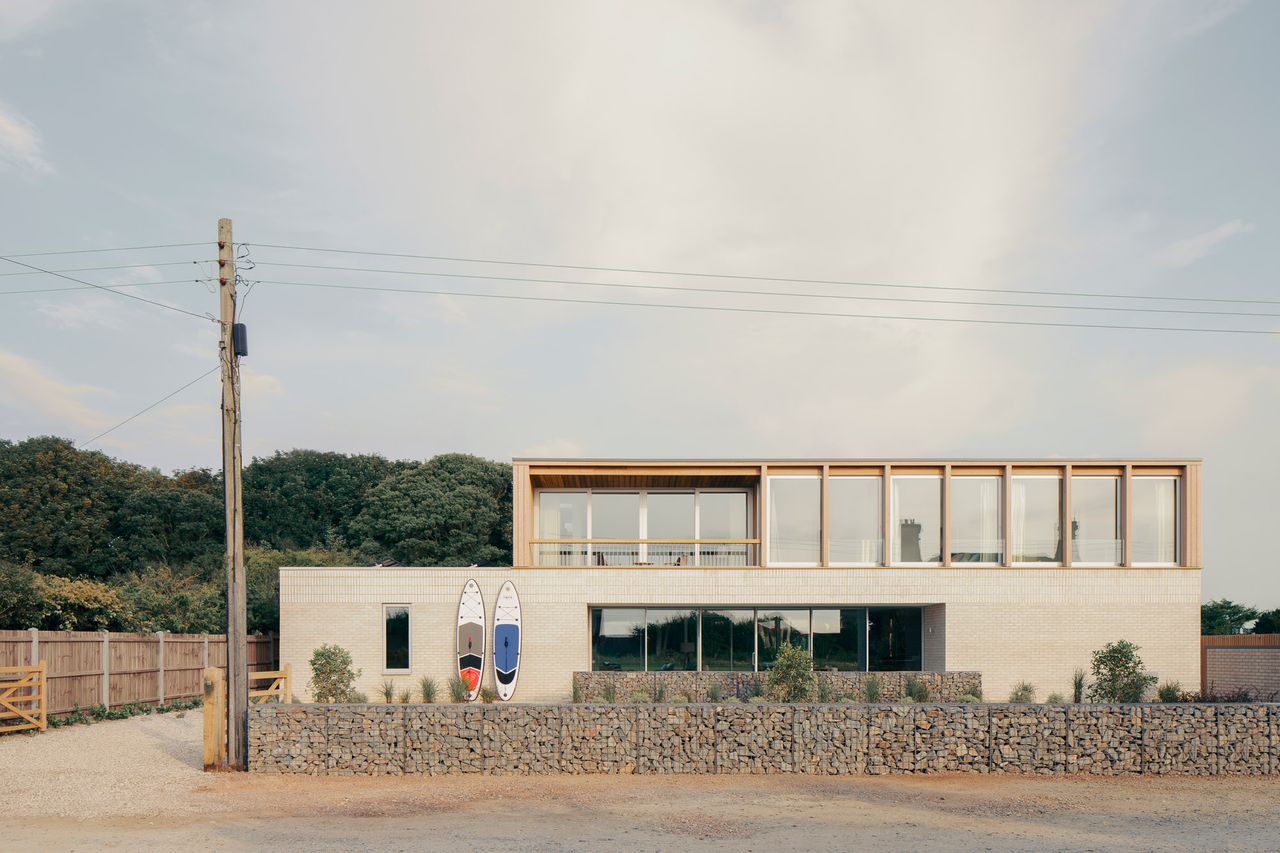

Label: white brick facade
[280,566,1200,703]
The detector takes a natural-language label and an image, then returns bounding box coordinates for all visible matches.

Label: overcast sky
[1,1,1276,605]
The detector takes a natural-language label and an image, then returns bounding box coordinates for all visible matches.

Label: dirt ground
[2,710,1277,851]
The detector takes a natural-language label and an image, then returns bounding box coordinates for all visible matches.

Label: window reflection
[646,609,697,671]
[1132,477,1177,564]
[1011,477,1062,563]
[1071,476,1121,564]
[700,610,755,671]
[892,477,942,563]
[768,477,821,564]
[829,477,882,564]
[950,476,1003,563]
[590,607,645,671]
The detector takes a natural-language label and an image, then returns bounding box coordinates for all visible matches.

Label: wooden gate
[0,663,47,734]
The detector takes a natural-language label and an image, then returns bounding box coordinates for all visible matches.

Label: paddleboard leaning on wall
[493,580,522,701]
[457,579,485,701]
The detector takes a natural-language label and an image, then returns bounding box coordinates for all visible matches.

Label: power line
[253,277,1280,337]
[0,260,212,278]
[252,259,1280,321]
[250,242,1280,307]
[1,279,211,296]
[0,255,214,321]
[78,365,220,449]
[3,242,206,258]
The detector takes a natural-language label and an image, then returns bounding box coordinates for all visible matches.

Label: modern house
[280,458,1201,702]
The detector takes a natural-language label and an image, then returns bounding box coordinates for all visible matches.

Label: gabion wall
[250,702,1278,776]
[572,670,983,703]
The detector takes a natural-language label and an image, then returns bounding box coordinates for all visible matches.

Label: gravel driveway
[2,709,1278,851]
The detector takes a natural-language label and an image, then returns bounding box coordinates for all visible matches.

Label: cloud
[0,102,51,175]
[1155,219,1256,268]
[0,0,65,42]
[0,350,109,434]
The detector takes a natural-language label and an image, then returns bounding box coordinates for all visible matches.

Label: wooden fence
[0,630,278,718]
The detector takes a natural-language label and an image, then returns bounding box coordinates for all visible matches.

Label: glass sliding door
[950,476,1003,564]
[867,607,922,671]
[891,476,942,564]
[756,610,810,670]
[1011,476,1062,563]
[700,491,749,566]
[591,492,640,566]
[829,477,882,564]
[645,608,698,671]
[812,608,866,671]
[700,609,755,671]
[1131,477,1177,564]
[590,607,645,671]
[646,492,695,566]
[537,491,587,565]
[768,477,821,565]
[1071,476,1121,564]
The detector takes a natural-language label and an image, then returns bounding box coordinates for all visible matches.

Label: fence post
[100,631,110,710]
[282,662,292,703]
[203,667,227,770]
[202,633,210,669]
[38,659,47,731]
[28,627,38,666]
[156,631,166,705]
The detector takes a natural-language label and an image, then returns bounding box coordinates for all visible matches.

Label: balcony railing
[529,539,759,567]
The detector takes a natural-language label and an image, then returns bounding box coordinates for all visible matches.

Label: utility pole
[218,217,248,770]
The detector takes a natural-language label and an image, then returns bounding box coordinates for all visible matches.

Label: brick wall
[280,566,1200,704]
[249,702,1278,776]
[1205,647,1280,700]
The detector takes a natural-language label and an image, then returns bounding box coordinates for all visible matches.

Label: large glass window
[867,607,922,671]
[950,476,1003,563]
[1011,476,1062,563]
[756,610,810,669]
[700,610,755,671]
[384,605,409,671]
[891,476,942,563]
[1132,477,1178,564]
[700,491,749,565]
[812,608,867,671]
[537,491,587,565]
[1071,476,1121,564]
[829,477,883,564]
[590,607,645,671]
[768,477,821,564]
[646,608,698,671]
[591,492,640,566]
[646,493,695,566]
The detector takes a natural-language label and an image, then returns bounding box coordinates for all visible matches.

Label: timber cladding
[249,702,1280,776]
[0,629,278,717]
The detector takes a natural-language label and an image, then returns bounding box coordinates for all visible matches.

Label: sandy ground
[1,710,1278,851]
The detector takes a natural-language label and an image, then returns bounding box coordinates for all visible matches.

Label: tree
[1252,608,1280,634]
[1087,640,1158,702]
[245,546,360,634]
[114,484,223,568]
[0,437,152,577]
[244,450,404,550]
[349,453,512,566]
[1201,599,1259,635]
[765,642,816,702]
[307,643,361,702]
[0,562,44,629]
[34,574,139,631]
[114,565,223,633]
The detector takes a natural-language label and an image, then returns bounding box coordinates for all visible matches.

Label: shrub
[380,680,397,703]
[1009,681,1036,703]
[571,681,582,703]
[398,690,411,704]
[817,679,832,703]
[1087,640,1157,703]
[478,686,497,704]
[747,695,768,705]
[306,644,361,703]
[447,675,470,703]
[905,678,931,703]
[350,691,368,703]
[898,695,915,704]
[653,682,666,702]
[670,692,690,704]
[863,675,881,703]
[1157,681,1182,703]
[1045,692,1065,704]
[628,690,651,703]
[707,682,723,702]
[765,643,816,702]
[1072,668,1086,703]
[418,676,438,704]
[602,682,616,704]
[956,693,981,704]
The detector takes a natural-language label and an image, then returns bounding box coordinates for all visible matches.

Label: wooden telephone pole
[218,217,248,769]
